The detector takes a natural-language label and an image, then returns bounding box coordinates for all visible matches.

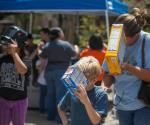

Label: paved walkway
[25,90,119,125]
[26,110,56,125]
[25,108,119,125]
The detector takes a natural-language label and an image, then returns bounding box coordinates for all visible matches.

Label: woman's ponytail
[132,8,146,28]
[115,8,146,37]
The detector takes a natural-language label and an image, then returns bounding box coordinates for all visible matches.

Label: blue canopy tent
[0,0,128,38]
[0,0,128,13]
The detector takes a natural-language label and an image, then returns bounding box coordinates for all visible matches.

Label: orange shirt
[80,48,106,81]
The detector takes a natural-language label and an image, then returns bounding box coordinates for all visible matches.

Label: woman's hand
[7,40,18,55]
[120,62,132,71]
[6,39,28,75]
[120,62,150,82]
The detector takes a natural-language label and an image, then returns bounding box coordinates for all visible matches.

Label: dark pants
[39,84,47,113]
[44,67,67,123]
[117,107,150,125]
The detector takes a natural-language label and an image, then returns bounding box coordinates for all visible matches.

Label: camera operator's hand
[7,39,28,75]
[7,40,18,55]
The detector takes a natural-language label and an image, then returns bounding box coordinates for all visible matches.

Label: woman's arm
[38,58,47,72]
[12,53,28,75]
[102,73,114,90]
[29,49,37,60]
[121,63,150,82]
[8,41,27,75]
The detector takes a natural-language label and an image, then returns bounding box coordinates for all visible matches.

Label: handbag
[138,34,150,106]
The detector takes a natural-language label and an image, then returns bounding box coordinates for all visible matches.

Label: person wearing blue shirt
[102,8,150,125]
[39,27,76,123]
[58,56,108,125]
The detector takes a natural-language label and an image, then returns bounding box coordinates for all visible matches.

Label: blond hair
[76,56,101,82]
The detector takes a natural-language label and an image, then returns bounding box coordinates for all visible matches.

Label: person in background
[25,33,37,59]
[58,56,108,125]
[80,35,106,85]
[37,28,51,56]
[36,28,50,114]
[0,40,29,125]
[71,44,80,65]
[40,28,50,45]
[39,27,76,123]
[25,33,38,86]
[102,8,150,125]
[36,58,47,113]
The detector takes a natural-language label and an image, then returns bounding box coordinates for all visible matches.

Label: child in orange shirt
[80,35,106,84]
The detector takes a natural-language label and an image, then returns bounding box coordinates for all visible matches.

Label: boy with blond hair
[58,56,108,125]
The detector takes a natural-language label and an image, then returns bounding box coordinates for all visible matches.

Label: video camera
[0,26,28,54]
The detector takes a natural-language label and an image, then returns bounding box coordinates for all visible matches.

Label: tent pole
[75,12,80,44]
[29,13,33,33]
[105,10,109,40]
[76,12,79,39]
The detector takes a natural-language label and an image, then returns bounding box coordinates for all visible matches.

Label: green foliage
[79,16,106,47]
[32,27,41,34]
[144,26,150,33]
[33,38,41,45]
[14,14,30,30]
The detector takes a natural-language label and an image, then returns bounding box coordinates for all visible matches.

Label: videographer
[0,27,29,125]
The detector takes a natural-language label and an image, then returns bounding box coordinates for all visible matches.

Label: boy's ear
[94,78,98,84]
[90,78,98,85]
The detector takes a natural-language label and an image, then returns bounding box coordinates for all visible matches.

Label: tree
[79,16,106,47]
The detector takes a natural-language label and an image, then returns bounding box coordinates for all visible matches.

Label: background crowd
[0,7,150,125]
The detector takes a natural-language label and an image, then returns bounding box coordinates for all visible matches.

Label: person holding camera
[58,56,108,125]
[102,8,150,125]
[0,39,29,125]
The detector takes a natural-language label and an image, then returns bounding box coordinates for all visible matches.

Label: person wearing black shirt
[0,40,29,125]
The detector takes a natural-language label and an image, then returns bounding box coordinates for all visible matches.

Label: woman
[39,27,76,122]
[102,8,150,125]
[0,40,29,125]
